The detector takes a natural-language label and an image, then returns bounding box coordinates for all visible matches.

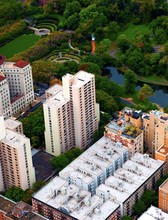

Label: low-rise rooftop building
[138,206,168,220]
[96,153,164,216]
[0,195,47,220]
[32,177,120,220]
[59,136,129,194]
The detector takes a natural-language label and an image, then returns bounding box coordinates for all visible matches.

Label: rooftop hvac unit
[61,186,67,195]
[94,208,101,214]
[84,198,91,206]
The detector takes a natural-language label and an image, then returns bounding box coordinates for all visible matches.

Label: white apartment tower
[44,71,99,156]
[0,113,36,191]
[43,86,75,156]
[0,55,34,118]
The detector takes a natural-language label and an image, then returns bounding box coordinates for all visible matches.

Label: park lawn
[124,23,151,40]
[0,34,40,58]
[137,74,168,86]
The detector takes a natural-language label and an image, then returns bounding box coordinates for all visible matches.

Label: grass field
[0,34,40,58]
[124,24,151,40]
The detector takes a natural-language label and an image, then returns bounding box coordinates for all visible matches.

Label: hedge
[0,20,27,46]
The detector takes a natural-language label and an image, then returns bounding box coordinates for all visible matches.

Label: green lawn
[0,34,40,58]
[124,24,151,40]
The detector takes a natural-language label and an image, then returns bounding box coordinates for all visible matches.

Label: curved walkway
[29,27,50,36]
[68,38,80,55]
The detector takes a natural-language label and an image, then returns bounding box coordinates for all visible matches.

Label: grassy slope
[123,23,151,40]
[0,34,40,58]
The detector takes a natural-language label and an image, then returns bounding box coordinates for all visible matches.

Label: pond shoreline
[118,66,168,87]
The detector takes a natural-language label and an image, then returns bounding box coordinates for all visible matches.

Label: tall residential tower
[0,113,36,191]
[43,71,99,156]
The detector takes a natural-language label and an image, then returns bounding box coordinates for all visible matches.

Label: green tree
[96,90,119,114]
[124,70,137,94]
[80,62,101,75]
[32,60,57,83]
[138,84,153,101]
[96,38,111,54]
[141,190,157,207]
[51,154,69,172]
[64,1,81,18]
[33,181,46,192]
[51,148,83,171]
[64,13,79,29]
[21,106,44,148]
[121,216,132,220]
[5,187,25,202]
[117,34,131,53]
[133,200,147,216]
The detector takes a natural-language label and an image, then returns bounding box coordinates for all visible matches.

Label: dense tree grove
[51,148,83,171]
[21,106,45,148]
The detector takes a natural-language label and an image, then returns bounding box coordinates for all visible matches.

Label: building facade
[44,71,99,156]
[0,114,36,191]
[158,178,168,212]
[104,108,144,156]
[143,110,168,157]
[0,55,34,119]
[32,136,164,219]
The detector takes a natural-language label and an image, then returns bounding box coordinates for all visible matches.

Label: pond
[108,67,168,108]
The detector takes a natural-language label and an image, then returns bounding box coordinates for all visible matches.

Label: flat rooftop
[106,121,127,133]
[131,152,164,170]
[156,145,168,155]
[150,110,165,119]
[32,150,57,182]
[44,90,69,109]
[63,71,94,89]
[5,118,21,131]
[159,178,168,191]
[84,200,119,220]
[138,206,168,220]
[0,196,47,220]
[0,196,15,213]
[59,137,128,182]
[33,176,68,205]
[45,84,62,98]
[95,154,164,204]
[2,129,29,149]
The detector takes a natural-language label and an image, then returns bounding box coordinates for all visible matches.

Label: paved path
[109,49,119,59]
[68,38,80,55]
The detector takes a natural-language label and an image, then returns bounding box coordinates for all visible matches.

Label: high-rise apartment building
[44,71,99,156]
[0,113,36,191]
[158,178,168,212]
[0,55,34,119]
[143,110,168,157]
